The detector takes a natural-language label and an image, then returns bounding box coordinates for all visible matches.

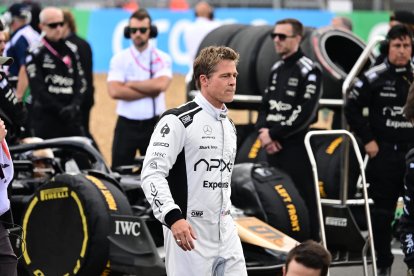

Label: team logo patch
[203,125,212,135]
[160,124,170,137]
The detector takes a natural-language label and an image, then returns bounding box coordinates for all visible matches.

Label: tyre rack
[302,35,385,276]
[304,129,376,276]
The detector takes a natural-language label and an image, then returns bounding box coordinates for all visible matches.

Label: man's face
[388,35,412,66]
[273,23,301,59]
[40,12,64,42]
[200,59,238,108]
[129,17,151,50]
[0,32,6,55]
[283,259,322,276]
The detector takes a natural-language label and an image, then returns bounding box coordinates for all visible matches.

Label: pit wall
[0,7,390,74]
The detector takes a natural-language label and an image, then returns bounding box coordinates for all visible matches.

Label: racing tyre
[235,132,266,164]
[311,135,360,199]
[232,163,310,241]
[228,25,273,99]
[21,173,132,275]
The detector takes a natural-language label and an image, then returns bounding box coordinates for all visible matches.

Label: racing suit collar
[386,58,413,74]
[195,93,228,121]
[283,48,303,65]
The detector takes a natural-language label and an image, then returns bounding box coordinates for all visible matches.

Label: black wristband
[164,208,184,228]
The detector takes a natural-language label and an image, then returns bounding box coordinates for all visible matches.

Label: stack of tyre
[187,24,373,102]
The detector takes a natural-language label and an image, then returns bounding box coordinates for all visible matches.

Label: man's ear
[199,74,208,87]
[282,265,287,276]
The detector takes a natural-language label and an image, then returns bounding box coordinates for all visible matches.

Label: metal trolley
[305,130,377,276]
[302,35,385,276]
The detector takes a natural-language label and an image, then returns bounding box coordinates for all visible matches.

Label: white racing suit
[141,94,247,276]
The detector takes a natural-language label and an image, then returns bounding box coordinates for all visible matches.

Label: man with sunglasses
[25,6,86,139]
[256,18,322,241]
[107,9,172,171]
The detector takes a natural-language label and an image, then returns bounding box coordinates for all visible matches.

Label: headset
[380,24,414,56]
[123,9,158,39]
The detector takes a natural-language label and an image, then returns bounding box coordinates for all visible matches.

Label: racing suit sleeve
[400,150,414,268]
[141,114,186,227]
[268,68,322,140]
[25,52,64,113]
[344,78,375,144]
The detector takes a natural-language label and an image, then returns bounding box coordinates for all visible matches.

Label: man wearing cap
[25,6,86,139]
[2,3,40,101]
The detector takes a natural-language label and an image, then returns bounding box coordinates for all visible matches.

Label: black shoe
[378,266,391,276]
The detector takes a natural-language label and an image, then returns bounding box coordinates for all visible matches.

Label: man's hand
[258,128,272,146]
[265,140,283,154]
[259,128,282,154]
[0,119,7,141]
[171,219,197,251]
[365,140,379,158]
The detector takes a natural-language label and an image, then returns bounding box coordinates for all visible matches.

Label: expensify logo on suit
[86,8,332,74]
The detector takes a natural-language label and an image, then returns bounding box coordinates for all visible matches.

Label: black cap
[391,10,414,25]
[8,3,30,18]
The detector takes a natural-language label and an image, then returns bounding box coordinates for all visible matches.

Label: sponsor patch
[153,142,169,147]
[180,114,192,125]
[152,152,166,158]
[203,180,229,190]
[288,78,298,86]
[191,210,204,217]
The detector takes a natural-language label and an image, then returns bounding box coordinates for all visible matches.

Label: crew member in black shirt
[256,18,322,241]
[25,6,86,139]
[345,24,414,276]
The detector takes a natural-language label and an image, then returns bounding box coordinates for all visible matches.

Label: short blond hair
[193,46,239,90]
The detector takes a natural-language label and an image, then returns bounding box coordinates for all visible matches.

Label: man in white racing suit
[141,46,247,276]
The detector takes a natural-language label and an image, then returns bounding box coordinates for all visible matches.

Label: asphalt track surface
[330,239,406,275]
